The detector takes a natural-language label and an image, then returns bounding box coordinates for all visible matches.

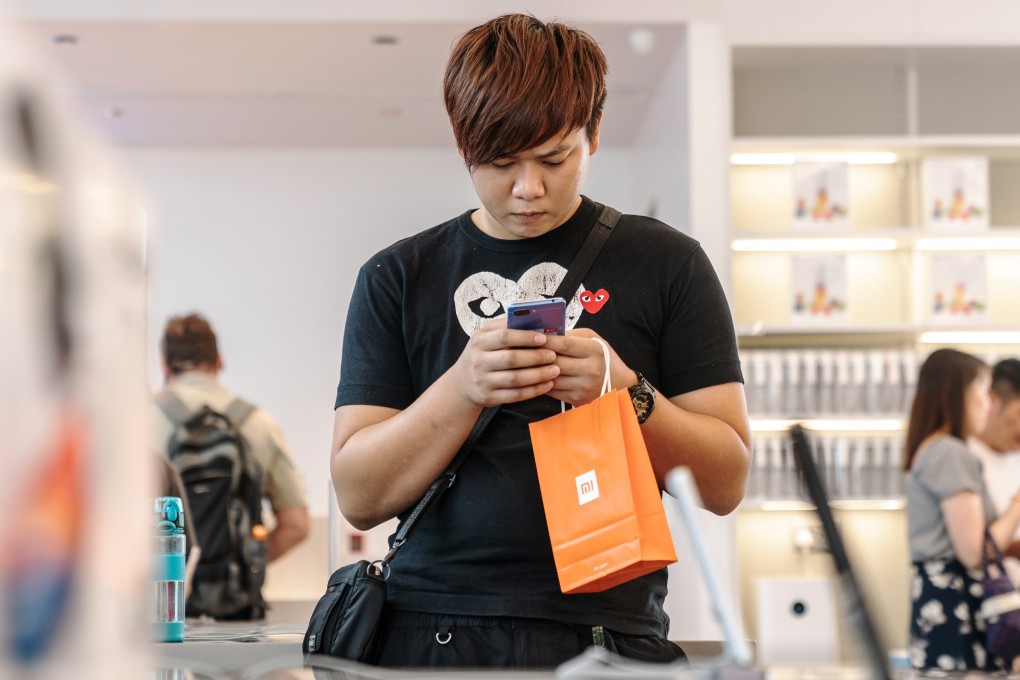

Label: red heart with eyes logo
[579,288,610,314]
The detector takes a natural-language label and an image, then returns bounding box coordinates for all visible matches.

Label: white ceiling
[19,20,683,148]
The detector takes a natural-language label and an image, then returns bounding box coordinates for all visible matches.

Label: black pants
[375,609,687,668]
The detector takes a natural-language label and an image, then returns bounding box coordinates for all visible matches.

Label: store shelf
[751,418,905,433]
[733,135,1020,156]
[741,499,905,512]
[737,322,919,338]
[738,322,1020,338]
[734,227,1020,242]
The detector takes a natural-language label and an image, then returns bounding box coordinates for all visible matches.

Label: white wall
[129,146,636,517]
[633,24,742,642]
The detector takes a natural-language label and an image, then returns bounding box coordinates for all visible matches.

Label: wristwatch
[628,371,656,424]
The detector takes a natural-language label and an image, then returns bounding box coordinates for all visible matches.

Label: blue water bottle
[152,496,186,643]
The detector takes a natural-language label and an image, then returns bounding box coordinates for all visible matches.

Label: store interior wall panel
[986,254,1020,324]
[989,160,1020,226]
[733,65,906,137]
[848,164,911,230]
[264,515,329,602]
[918,65,1020,136]
[736,508,909,661]
[731,253,793,324]
[731,165,792,232]
[845,252,910,326]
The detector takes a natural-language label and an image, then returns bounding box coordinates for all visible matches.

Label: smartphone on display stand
[506,298,566,336]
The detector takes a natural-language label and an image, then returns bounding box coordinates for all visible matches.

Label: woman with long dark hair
[906,348,1020,671]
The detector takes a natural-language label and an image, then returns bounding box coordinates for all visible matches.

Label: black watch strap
[628,371,656,424]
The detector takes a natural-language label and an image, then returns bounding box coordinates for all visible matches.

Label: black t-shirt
[335,196,742,636]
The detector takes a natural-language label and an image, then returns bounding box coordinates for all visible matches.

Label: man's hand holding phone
[505,297,628,407]
[451,303,563,407]
[544,328,631,407]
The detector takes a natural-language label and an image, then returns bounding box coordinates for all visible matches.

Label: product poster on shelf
[790,253,848,324]
[927,252,988,323]
[791,162,850,230]
[922,156,989,230]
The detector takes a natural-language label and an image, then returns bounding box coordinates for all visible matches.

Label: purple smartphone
[506,298,566,335]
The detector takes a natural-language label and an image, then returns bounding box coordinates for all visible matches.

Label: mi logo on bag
[576,470,600,505]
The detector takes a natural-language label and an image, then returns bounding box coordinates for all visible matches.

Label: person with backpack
[151,313,308,620]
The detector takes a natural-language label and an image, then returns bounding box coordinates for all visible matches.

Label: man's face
[467,125,598,240]
[981,393,1020,453]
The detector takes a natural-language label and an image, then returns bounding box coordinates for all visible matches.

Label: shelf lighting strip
[750,418,905,432]
[916,237,1020,251]
[754,499,905,512]
[730,152,898,166]
[732,238,898,252]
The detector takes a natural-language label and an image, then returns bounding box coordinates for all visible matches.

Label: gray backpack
[156,394,267,620]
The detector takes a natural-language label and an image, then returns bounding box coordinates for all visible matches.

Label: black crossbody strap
[553,204,620,302]
[384,405,497,559]
[382,203,622,564]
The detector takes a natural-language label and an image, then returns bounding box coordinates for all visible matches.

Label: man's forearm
[331,374,484,531]
[267,507,310,562]
[268,526,303,562]
[641,387,751,516]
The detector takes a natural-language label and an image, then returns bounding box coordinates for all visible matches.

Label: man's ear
[588,113,602,155]
[990,390,1003,414]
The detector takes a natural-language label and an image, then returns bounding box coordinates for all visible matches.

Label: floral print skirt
[910,558,1011,672]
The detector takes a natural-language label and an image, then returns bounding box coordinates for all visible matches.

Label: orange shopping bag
[528,340,677,594]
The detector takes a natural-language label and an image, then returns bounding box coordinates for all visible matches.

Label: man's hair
[904,348,988,470]
[444,13,608,169]
[161,313,219,375]
[991,358,1020,403]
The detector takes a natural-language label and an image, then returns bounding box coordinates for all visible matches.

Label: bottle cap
[153,496,185,535]
[251,524,269,541]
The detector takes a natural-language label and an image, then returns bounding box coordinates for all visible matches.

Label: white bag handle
[592,337,612,396]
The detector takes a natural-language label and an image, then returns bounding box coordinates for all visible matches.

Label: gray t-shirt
[907,435,997,562]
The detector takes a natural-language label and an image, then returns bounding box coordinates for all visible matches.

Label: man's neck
[975,432,1003,454]
[166,369,218,386]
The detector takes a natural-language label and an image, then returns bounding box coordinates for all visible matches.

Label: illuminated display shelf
[730,46,1020,353]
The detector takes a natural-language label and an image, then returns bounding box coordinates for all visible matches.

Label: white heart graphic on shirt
[453,263,585,336]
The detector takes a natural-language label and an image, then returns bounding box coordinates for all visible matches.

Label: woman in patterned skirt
[905,348,1020,671]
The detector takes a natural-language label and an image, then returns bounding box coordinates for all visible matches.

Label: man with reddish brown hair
[331,14,749,667]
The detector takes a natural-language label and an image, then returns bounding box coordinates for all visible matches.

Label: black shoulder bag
[303,205,621,663]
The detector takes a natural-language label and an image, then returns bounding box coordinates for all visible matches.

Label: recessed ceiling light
[372,35,399,46]
[627,28,655,56]
[51,34,79,46]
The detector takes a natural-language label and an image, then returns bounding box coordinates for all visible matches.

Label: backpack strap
[155,391,195,426]
[224,398,257,428]
[156,392,256,430]
[223,398,261,480]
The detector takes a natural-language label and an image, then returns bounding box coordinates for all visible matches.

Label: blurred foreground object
[0,9,152,678]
